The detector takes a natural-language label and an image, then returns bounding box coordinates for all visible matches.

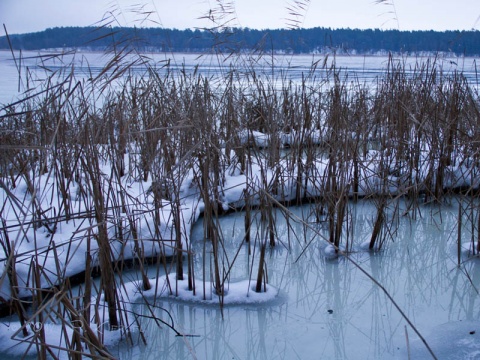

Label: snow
[124,274,279,305]
[407,321,480,359]
[0,292,131,359]
[0,129,479,357]
[1,131,478,298]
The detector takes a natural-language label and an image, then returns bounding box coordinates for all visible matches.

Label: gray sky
[1,0,479,35]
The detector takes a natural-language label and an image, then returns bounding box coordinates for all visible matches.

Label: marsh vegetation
[0,35,479,358]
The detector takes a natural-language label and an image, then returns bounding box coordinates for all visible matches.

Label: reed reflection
[114,196,480,359]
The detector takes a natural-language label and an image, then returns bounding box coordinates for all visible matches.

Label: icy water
[110,199,480,360]
[1,50,478,105]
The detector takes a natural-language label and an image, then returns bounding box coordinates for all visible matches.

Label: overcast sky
[1,0,479,35]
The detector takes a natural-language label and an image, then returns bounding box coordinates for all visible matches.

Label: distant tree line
[1,26,479,55]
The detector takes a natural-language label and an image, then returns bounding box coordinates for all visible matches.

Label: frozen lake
[1,50,478,105]
[106,199,480,360]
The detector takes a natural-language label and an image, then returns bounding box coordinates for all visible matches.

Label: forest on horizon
[0,26,479,56]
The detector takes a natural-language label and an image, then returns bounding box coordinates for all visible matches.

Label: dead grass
[0,44,478,358]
